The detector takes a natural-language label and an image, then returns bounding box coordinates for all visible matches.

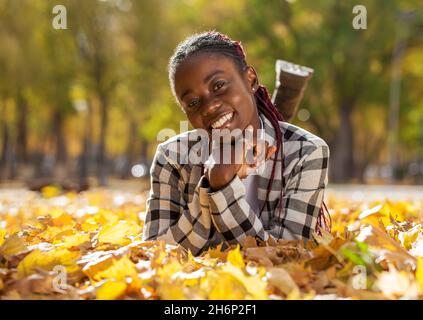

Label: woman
[142,31,330,255]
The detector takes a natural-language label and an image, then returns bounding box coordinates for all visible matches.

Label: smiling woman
[142,31,331,255]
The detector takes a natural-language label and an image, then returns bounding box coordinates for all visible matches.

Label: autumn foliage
[1,188,423,300]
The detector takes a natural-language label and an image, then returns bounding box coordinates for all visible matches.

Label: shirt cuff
[207,175,255,238]
[207,174,246,212]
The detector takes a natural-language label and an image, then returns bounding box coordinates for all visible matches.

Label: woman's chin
[210,123,243,140]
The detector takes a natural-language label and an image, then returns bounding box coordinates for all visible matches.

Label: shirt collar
[259,111,278,148]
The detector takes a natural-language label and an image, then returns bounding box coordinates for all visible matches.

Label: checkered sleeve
[142,143,213,255]
[207,175,269,245]
[276,141,330,240]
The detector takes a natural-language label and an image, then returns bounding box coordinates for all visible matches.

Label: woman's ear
[245,65,259,92]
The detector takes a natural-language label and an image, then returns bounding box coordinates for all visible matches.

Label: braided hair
[168,30,330,237]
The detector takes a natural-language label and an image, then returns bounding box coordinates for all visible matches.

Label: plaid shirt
[142,112,329,255]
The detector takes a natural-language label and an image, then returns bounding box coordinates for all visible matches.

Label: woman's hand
[204,139,240,191]
[204,129,277,190]
[236,139,277,179]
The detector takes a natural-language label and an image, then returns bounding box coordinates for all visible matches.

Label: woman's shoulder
[279,121,329,160]
[280,122,328,147]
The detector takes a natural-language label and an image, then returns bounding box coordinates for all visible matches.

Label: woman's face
[174,52,260,137]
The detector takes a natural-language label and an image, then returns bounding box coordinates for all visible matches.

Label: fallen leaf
[17,248,81,279]
[96,280,127,300]
[97,220,141,246]
[0,233,29,258]
[227,245,245,268]
[266,267,299,295]
[416,258,423,294]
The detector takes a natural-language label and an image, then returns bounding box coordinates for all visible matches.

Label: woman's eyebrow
[180,70,225,101]
[203,69,225,84]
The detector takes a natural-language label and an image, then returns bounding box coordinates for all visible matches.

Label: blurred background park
[0,0,422,192]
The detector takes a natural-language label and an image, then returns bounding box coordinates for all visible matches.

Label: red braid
[254,84,331,237]
[255,85,283,217]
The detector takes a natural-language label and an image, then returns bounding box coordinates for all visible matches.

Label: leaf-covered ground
[1,187,423,300]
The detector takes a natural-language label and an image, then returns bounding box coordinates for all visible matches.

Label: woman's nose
[200,96,221,117]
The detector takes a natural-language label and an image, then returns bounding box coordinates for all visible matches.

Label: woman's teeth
[211,112,233,129]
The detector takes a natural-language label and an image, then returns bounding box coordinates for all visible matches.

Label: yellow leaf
[156,260,184,280]
[0,229,6,247]
[157,282,187,300]
[0,234,28,257]
[398,225,421,250]
[227,245,245,268]
[204,272,247,300]
[80,220,99,232]
[59,233,91,249]
[185,250,202,271]
[219,264,268,299]
[17,248,81,279]
[416,258,423,293]
[37,226,74,242]
[94,209,120,225]
[96,280,127,300]
[81,253,114,278]
[205,243,225,259]
[83,255,137,282]
[97,220,141,246]
[50,209,74,227]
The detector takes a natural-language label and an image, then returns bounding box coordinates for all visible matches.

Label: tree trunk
[16,90,28,164]
[0,109,9,181]
[53,110,68,164]
[121,120,137,179]
[97,94,108,186]
[387,35,408,182]
[330,101,355,182]
[78,101,93,187]
[141,139,149,164]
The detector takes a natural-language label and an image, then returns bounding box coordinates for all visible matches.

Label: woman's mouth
[210,112,234,129]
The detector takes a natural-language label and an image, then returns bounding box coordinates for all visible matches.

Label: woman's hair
[168,30,330,236]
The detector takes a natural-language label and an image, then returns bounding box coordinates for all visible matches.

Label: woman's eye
[187,99,199,108]
[213,81,225,92]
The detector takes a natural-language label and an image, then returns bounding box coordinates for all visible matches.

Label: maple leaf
[17,248,81,279]
[0,233,29,260]
[226,245,245,268]
[57,233,92,250]
[204,243,225,260]
[49,210,74,228]
[82,254,137,282]
[97,220,142,246]
[37,226,74,242]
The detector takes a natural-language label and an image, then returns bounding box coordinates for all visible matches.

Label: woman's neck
[249,109,261,143]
